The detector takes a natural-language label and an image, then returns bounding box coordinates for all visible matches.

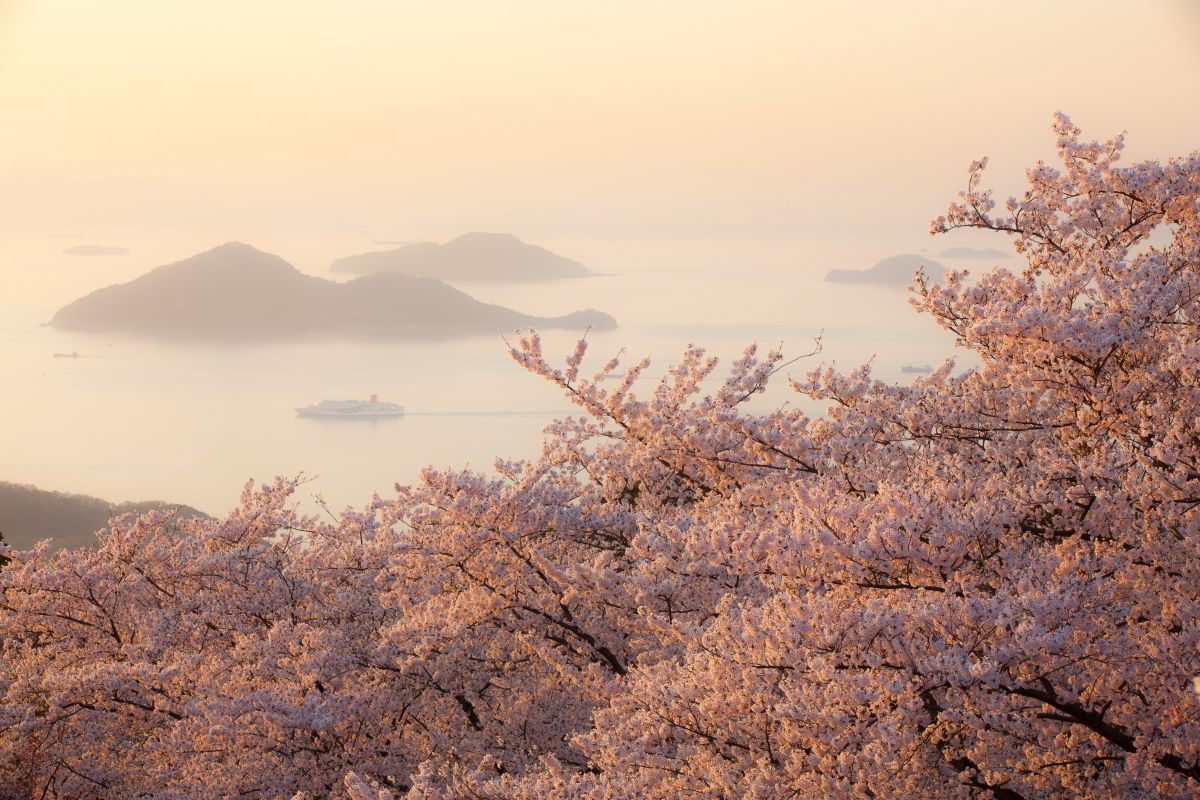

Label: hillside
[49,242,615,339]
[330,232,592,281]
[0,480,209,551]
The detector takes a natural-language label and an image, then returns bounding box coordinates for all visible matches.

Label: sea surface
[0,227,995,525]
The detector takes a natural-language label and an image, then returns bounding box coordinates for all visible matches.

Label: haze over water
[2,228,957,516]
[2,1,1199,523]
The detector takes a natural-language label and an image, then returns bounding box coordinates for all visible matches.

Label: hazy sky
[2,1,1199,237]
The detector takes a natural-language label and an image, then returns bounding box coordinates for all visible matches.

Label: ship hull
[295,408,404,418]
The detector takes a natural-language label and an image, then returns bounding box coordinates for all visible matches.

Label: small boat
[295,394,404,418]
[901,364,932,374]
[54,351,80,358]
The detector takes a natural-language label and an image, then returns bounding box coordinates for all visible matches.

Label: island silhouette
[824,253,948,286]
[62,244,130,256]
[938,246,1010,259]
[330,232,592,281]
[50,242,616,340]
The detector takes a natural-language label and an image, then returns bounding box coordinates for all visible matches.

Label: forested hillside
[0,481,208,551]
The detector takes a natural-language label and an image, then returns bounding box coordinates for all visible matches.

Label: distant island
[331,232,593,282]
[825,254,948,287]
[62,244,130,256]
[50,242,615,340]
[0,480,208,551]
[938,246,1010,259]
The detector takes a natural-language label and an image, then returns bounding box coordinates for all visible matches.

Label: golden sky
[2,0,1199,236]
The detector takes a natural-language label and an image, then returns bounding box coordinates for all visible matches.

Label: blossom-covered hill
[50,242,615,339]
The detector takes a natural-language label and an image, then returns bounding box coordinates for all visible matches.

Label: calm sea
[0,227,982,523]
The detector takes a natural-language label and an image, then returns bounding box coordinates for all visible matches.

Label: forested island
[50,242,615,340]
[330,232,592,281]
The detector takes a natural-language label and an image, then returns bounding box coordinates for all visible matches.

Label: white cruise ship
[295,394,404,418]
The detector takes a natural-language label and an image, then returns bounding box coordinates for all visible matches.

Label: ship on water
[295,394,404,418]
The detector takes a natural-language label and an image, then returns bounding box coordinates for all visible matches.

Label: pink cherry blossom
[2,115,1198,798]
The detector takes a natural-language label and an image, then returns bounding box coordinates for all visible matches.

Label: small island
[50,242,616,340]
[330,232,592,282]
[938,246,1010,259]
[62,244,130,256]
[825,253,948,287]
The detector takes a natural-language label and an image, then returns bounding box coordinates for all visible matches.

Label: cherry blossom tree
[405,114,1200,799]
[1,114,1198,798]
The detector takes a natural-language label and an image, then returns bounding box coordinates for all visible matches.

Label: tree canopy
[2,115,1199,799]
